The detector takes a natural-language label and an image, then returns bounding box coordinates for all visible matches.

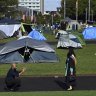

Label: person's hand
[22,67,26,72]
[19,68,26,76]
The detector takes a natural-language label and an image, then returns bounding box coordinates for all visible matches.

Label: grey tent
[61,17,81,31]
[0,30,7,39]
[0,37,59,64]
[0,18,20,24]
[56,30,82,48]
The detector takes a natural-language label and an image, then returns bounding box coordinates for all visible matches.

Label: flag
[33,15,36,23]
[31,16,33,22]
[22,14,25,21]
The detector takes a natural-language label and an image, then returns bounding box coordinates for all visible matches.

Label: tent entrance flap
[18,47,33,62]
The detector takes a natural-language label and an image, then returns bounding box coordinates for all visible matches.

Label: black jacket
[5,68,20,81]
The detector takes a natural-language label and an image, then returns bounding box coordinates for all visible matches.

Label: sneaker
[67,86,73,91]
[4,87,14,91]
[10,88,14,91]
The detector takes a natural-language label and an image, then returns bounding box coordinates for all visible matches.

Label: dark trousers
[5,78,21,90]
[65,76,76,89]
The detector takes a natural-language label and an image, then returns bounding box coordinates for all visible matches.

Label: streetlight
[85,8,88,24]
[76,0,78,21]
[52,14,54,25]
[91,9,93,21]
[88,0,90,21]
[64,0,66,19]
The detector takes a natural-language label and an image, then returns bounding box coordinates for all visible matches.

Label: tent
[18,36,32,40]
[61,18,81,31]
[0,30,7,39]
[21,23,35,34]
[0,24,21,37]
[0,22,34,37]
[0,37,59,64]
[28,29,47,40]
[0,18,21,37]
[0,18,20,24]
[74,34,86,46]
[66,20,81,31]
[82,27,96,40]
[63,17,72,22]
[56,30,82,48]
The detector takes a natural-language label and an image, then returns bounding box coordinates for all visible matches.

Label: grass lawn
[0,91,96,96]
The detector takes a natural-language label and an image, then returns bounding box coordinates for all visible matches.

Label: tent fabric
[61,18,81,31]
[21,23,33,33]
[62,17,72,22]
[18,36,32,40]
[29,51,58,63]
[0,24,21,36]
[0,18,20,24]
[28,30,47,40]
[56,30,82,48]
[0,37,59,63]
[0,37,54,55]
[74,34,86,46]
[55,30,67,39]
[82,27,96,39]
[0,30,7,39]
[66,20,81,31]
[0,52,24,63]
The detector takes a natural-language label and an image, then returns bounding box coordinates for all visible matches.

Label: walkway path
[0,76,96,92]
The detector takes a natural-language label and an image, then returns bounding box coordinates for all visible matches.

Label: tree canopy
[60,0,96,21]
[0,0,18,18]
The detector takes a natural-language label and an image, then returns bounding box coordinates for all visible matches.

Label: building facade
[18,0,44,14]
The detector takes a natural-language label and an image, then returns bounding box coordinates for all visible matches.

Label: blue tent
[28,30,47,40]
[82,27,96,39]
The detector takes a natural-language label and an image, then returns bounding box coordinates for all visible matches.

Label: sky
[44,0,61,11]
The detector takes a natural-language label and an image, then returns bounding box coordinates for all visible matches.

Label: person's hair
[60,21,68,30]
[11,63,16,69]
[67,47,76,58]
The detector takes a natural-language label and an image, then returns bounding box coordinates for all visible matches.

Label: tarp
[82,27,96,39]
[28,29,47,40]
[0,37,59,63]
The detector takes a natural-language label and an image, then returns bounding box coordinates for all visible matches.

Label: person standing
[5,63,26,91]
[65,47,77,91]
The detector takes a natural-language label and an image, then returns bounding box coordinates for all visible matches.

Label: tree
[0,0,18,18]
[60,0,96,21]
[36,12,46,24]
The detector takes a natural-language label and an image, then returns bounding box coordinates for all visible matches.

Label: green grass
[0,37,17,44]
[76,44,96,75]
[0,91,96,96]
